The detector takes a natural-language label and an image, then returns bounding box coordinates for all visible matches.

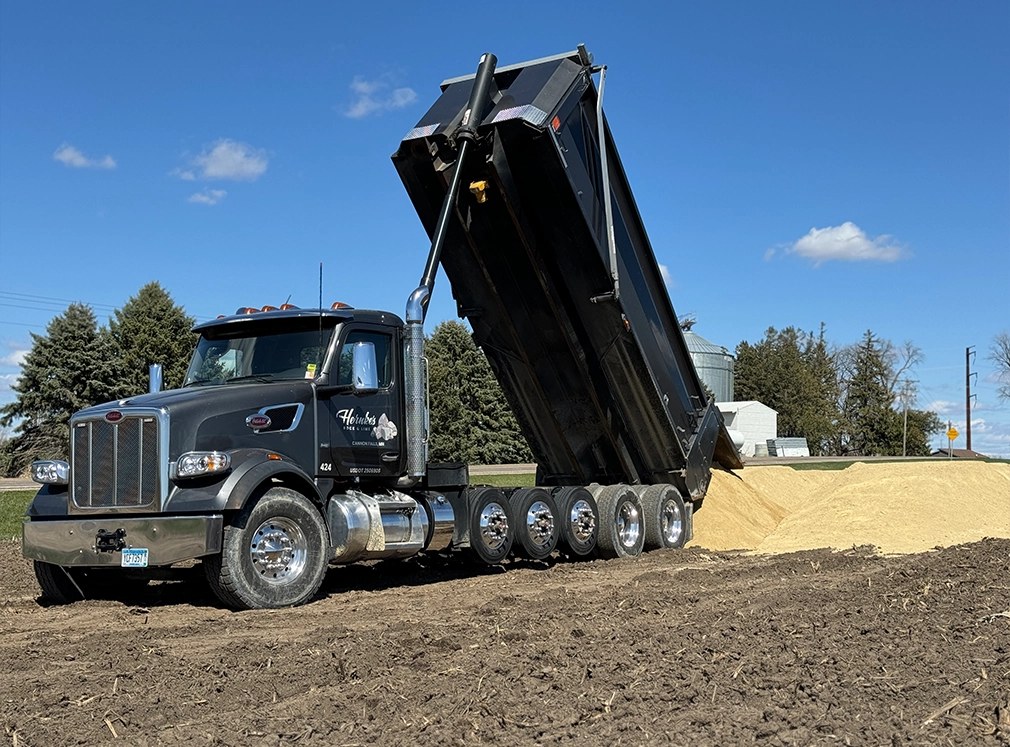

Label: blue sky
[1,2,1007,456]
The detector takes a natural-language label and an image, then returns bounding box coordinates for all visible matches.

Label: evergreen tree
[0,303,119,474]
[109,282,197,394]
[735,325,839,455]
[425,320,532,464]
[840,330,902,455]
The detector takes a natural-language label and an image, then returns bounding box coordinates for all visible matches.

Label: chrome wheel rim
[661,498,683,545]
[249,517,307,585]
[525,500,555,548]
[569,499,596,542]
[616,500,641,549]
[479,502,510,552]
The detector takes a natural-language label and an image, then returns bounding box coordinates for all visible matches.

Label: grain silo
[682,324,734,403]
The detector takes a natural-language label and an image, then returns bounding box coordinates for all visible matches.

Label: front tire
[205,486,329,610]
[33,562,150,604]
[34,561,84,604]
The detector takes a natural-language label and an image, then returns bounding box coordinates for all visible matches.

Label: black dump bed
[393,50,742,499]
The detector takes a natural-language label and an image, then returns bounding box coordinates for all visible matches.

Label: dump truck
[22,47,742,610]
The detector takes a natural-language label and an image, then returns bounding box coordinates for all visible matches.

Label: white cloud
[174,139,268,182]
[53,143,116,169]
[925,399,958,416]
[0,348,28,367]
[187,189,228,206]
[345,76,418,119]
[659,264,673,286]
[194,140,268,181]
[0,373,18,393]
[787,222,907,264]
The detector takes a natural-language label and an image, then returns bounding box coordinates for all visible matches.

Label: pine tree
[109,282,197,394]
[735,326,839,455]
[0,303,119,474]
[840,330,901,455]
[425,320,532,465]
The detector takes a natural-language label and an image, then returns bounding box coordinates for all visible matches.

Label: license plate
[121,548,149,568]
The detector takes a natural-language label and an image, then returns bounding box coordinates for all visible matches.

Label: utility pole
[966,346,976,452]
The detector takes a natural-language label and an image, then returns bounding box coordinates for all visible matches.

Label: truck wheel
[468,487,513,564]
[595,485,645,559]
[34,561,85,604]
[510,488,558,560]
[205,487,329,610]
[553,486,598,557]
[33,563,150,604]
[636,485,687,551]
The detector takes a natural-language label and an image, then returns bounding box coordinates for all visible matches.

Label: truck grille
[72,413,162,509]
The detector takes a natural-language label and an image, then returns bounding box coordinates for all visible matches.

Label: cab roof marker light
[279,303,298,310]
[331,301,354,309]
[261,305,278,312]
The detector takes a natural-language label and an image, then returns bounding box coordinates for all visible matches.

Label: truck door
[322,325,404,480]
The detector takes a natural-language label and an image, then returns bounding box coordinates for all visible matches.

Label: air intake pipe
[405,52,498,478]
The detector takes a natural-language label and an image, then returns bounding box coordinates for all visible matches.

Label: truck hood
[77,382,316,460]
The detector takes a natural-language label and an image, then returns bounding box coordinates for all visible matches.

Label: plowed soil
[3,462,1010,746]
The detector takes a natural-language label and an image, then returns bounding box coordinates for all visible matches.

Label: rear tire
[636,485,687,550]
[595,485,645,559]
[467,487,513,564]
[205,486,329,610]
[509,488,558,560]
[553,486,598,557]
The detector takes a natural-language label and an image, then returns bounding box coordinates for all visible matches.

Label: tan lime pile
[689,461,1010,555]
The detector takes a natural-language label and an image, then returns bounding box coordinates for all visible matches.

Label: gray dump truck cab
[23,47,741,610]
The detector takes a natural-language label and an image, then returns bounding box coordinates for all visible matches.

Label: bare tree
[989,330,1010,401]
[882,340,924,398]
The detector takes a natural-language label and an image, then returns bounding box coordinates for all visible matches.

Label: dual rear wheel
[465,482,687,563]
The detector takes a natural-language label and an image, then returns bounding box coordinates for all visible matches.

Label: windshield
[184,325,335,386]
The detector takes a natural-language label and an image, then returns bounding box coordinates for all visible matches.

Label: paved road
[0,479,35,492]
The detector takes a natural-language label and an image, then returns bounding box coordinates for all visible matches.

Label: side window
[337,331,392,388]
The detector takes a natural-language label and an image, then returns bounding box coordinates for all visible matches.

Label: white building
[716,401,777,457]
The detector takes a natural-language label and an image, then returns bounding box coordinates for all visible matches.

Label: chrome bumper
[22,515,223,567]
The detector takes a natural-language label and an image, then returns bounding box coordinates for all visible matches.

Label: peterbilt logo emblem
[105,411,123,423]
[246,414,272,430]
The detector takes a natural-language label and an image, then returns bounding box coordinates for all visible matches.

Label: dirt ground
[3,535,1009,746]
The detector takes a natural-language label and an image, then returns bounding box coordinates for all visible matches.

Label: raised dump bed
[393,48,742,500]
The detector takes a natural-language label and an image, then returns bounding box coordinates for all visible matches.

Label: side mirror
[352,341,378,392]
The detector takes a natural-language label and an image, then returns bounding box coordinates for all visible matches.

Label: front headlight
[172,451,231,479]
[31,460,70,485]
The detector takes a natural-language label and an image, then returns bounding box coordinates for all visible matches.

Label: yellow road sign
[947,427,959,441]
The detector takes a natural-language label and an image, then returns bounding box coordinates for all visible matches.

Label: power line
[0,291,119,312]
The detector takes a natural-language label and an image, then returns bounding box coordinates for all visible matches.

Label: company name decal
[337,409,377,427]
[336,409,398,446]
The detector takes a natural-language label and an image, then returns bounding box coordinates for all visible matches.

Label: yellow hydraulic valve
[469,180,489,203]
